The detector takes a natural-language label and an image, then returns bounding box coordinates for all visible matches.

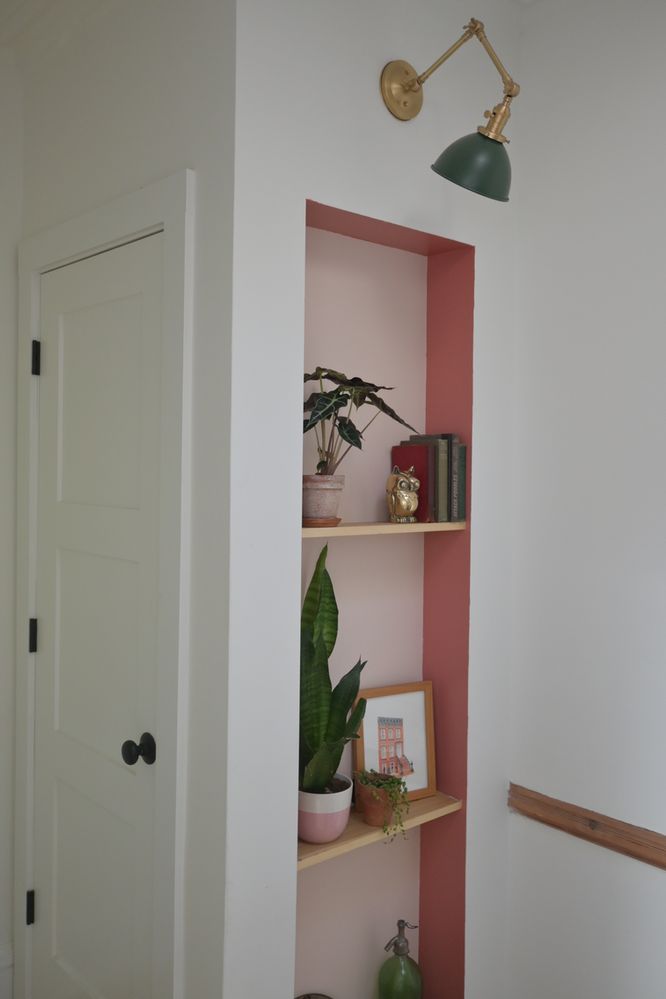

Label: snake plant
[300,545,366,793]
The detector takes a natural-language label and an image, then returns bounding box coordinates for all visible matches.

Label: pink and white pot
[298,774,353,844]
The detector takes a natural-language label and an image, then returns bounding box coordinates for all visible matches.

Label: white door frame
[14,170,194,999]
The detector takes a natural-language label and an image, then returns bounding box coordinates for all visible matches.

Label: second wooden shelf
[297,791,462,870]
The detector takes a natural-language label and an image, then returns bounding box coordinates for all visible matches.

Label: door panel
[59,294,143,510]
[33,234,164,998]
[52,779,135,997]
[56,548,140,758]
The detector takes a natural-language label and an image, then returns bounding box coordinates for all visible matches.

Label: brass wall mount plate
[380,60,423,121]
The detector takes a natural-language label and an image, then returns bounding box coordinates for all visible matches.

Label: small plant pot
[355,779,394,828]
[302,474,345,527]
[298,774,353,844]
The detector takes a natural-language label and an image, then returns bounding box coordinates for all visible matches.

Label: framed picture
[353,681,436,800]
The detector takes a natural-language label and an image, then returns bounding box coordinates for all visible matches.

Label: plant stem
[314,422,322,459]
[332,398,354,464]
[359,410,381,436]
[324,416,335,473]
[318,373,331,473]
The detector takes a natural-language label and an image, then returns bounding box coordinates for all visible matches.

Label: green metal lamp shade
[431,131,511,202]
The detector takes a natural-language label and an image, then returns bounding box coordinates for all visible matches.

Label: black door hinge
[26,890,35,926]
[29,618,38,653]
[31,340,41,376]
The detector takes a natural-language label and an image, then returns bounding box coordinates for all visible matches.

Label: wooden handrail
[508,783,666,871]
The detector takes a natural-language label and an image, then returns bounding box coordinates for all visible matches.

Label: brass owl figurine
[386,465,420,523]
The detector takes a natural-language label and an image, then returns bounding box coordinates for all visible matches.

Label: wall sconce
[380,18,519,202]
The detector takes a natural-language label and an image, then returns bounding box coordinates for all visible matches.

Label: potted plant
[354,769,410,841]
[299,545,367,844]
[302,367,418,526]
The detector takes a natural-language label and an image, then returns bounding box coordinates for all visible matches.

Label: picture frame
[353,681,437,800]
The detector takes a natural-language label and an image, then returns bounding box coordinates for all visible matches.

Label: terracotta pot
[355,779,394,828]
[302,474,345,526]
[298,773,352,844]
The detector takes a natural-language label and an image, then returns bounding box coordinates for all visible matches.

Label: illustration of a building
[377,716,414,776]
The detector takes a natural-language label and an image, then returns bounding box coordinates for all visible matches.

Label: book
[406,434,460,522]
[390,443,435,522]
[450,442,467,521]
[433,439,450,521]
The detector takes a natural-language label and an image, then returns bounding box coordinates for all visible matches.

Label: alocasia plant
[303,367,418,475]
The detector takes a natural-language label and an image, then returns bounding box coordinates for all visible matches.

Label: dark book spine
[451,440,459,520]
[435,439,450,521]
[450,442,467,521]
[458,444,467,521]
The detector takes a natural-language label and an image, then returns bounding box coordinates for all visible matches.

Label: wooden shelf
[297,791,462,871]
[302,521,467,539]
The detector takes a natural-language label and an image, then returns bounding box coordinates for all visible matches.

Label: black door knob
[121,732,157,766]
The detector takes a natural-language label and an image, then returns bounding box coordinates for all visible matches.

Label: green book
[430,439,449,521]
[451,442,467,521]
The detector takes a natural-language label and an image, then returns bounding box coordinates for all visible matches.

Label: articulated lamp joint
[477,95,513,144]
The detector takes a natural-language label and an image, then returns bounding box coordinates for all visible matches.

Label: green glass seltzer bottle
[378,919,423,999]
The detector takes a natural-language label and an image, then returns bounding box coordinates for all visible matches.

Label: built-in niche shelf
[302,521,467,539]
[297,792,462,871]
[297,200,473,997]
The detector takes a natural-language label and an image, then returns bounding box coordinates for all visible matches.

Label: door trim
[14,171,195,999]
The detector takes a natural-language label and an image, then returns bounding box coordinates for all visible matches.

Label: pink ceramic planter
[297,774,353,844]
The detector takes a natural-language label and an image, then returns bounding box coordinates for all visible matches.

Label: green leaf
[349,388,369,408]
[315,568,338,657]
[301,697,366,791]
[301,546,338,655]
[301,739,346,792]
[364,392,419,433]
[299,631,331,756]
[343,696,366,740]
[336,416,363,449]
[304,367,349,385]
[303,391,349,433]
[326,658,366,741]
[301,546,327,633]
[304,367,391,393]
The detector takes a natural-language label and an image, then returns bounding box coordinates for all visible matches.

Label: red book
[390,444,435,522]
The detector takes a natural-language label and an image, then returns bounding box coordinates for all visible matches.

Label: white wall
[0,42,22,999]
[3,1,236,995]
[508,1,666,995]
[229,1,518,995]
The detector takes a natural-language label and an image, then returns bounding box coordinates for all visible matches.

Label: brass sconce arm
[450,19,520,99]
[381,17,520,143]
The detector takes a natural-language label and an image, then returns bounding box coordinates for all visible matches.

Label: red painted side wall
[421,247,474,998]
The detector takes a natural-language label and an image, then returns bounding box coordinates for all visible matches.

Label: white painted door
[32,233,170,998]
